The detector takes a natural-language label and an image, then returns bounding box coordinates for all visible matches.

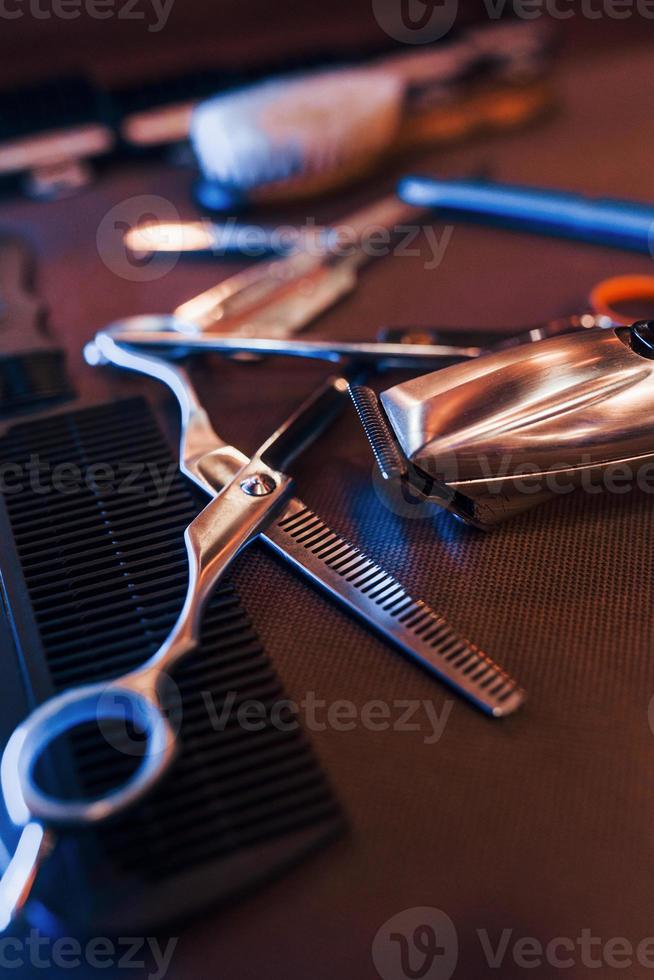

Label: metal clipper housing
[353,324,654,528]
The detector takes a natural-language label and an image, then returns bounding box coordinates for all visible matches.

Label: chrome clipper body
[351,322,654,529]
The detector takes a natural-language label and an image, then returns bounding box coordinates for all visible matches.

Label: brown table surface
[2,31,654,980]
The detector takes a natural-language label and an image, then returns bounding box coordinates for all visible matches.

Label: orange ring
[589,275,654,326]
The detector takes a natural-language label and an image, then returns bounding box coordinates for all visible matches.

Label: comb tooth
[349,385,406,482]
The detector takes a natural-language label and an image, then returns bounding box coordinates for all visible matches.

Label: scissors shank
[151,460,294,677]
[93,332,249,492]
[183,422,249,493]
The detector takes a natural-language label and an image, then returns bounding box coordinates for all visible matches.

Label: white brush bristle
[191,69,404,202]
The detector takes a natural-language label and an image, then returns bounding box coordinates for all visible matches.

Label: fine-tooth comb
[269,500,525,717]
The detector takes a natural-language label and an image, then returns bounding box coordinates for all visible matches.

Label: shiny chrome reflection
[377,327,654,526]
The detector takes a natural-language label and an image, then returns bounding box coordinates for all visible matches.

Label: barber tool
[123,218,328,258]
[192,21,553,208]
[0,77,114,200]
[351,321,654,529]
[0,21,553,204]
[0,48,391,201]
[399,176,654,255]
[100,321,481,367]
[123,192,426,286]
[161,195,428,335]
[104,274,654,369]
[0,235,73,413]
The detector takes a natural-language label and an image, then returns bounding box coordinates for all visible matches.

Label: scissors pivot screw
[240,473,278,496]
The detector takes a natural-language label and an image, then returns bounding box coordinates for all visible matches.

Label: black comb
[0,396,343,932]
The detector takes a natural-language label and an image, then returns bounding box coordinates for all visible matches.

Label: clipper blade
[349,385,406,482]
[350,384,489,529]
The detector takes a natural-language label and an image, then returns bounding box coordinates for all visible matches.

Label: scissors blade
[195,432,524,716]
[256,376,352,474]
[106,327,482,366]
[195,374,354,494]
[264,503,525,717]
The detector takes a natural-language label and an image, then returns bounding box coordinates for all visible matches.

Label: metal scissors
[101,274,654,369]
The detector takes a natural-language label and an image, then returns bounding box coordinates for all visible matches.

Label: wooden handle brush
[191,20,555,207]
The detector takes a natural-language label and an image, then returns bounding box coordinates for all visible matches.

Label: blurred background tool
[123,218,326,258]
[164,195,428,335]
[0,17,554,203]
[0,77,114,200]
[399,175,654,254]
[0,236,73,414]
[106,274,654,368]
[381,274,654,350]
[192,19,554,208]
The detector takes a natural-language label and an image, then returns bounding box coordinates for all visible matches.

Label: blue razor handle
[398,175,654,255]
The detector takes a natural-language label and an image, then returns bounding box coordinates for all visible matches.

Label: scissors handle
[7,458,294,829]
[4,679,176,827]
